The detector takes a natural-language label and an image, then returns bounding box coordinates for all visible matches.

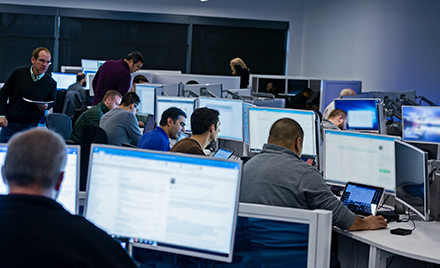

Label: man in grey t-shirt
[240,117,387,231]
[100,92,142,146]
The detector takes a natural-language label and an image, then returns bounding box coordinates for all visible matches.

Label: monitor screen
[248,107,317,156]
[334,98,380,131]
[324,130,399,193]
[287,79,309,95]
[0,144,79,214]
[395,140,429,221]
[402,105,440,144]
[81,59,106,70]
[243,102,255,144]
[51,72,77,90]
[156,97,196,132]
[85,145,242,262]
[136,84,157,115]
[83,70,96,91]
[256,78,286,95]
[198,98,244,141]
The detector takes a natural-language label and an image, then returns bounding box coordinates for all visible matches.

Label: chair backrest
[237,203,332,268]
[53,90,67,113]
[78,124,108,191]
[45,113,72,140]
[63,90,82,119]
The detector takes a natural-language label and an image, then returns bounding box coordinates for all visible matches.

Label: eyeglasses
[37,59,52,65]
[133,103,139,109]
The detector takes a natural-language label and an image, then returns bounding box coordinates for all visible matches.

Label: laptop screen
[340,182,384,216]
[213,148,234,159]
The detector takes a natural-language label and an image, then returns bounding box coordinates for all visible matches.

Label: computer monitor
[85,145,242,262]
[0,144,80,214]
[324,130,399,193]
[81,59,106,70]
[402,105,440,144]
[395,140,429,221]
[243,102,255,144]
[183,83,222,98]
[287,79,309,95]
[256,78,286,95]
[334,98,384,132]
[51,72,77,90]
[198,98,244,141]
[155,97,196,132]
[248,107,318,157]
[136,84,159,115]
[83,70,96,92]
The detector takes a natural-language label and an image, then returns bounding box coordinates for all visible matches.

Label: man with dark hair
[100,92,142,146]
[71,90,122,143]
[64,72,88,110]
[131,74,149,93]
[321,109,348,138]
[92,51,144,105]
[289,87,313,109]
[170,107,220,156]
[240,118,387,231]
[0,47,56,142]
[138,107,187,151]
[0,128,137,267]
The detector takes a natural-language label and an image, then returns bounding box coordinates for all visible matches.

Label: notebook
[340,182,384,216]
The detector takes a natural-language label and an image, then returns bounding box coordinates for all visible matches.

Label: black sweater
[0,66,56,124]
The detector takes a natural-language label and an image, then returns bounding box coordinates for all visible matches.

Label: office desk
[335,221,440,268]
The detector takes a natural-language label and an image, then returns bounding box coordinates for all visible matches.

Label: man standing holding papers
[0,47,56,142]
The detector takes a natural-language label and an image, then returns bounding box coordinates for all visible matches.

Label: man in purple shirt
[92,51,144,105]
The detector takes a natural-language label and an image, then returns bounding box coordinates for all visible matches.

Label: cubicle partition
[153,73,240,92]
[320,80,362,114]
[237,203,332,268]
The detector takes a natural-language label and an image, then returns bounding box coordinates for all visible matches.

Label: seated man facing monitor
[0,128,136,267]
[138,107,187,151]
[320,109,348,138]
[240,118,387,231]
[71,90,122,143]
[100,92,142,146]
[170,107,220,156]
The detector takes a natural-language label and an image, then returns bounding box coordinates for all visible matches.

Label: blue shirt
[137,126,170,151]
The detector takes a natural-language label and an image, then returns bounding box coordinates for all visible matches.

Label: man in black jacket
[0,47,57,142]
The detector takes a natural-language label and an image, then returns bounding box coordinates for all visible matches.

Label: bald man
[323,88,356,119]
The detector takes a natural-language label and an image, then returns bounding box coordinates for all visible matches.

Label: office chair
[78,124,108,191]
[45,113,72,140]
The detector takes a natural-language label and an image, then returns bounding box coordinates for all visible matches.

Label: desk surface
[335,221,440,264]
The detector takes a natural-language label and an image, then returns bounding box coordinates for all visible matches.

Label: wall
[0,0,305,76]
[302,0,440,105]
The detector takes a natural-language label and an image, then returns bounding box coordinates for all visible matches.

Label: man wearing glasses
[100,92,142,146]
[138,107,187,151]
[0,47,56,142]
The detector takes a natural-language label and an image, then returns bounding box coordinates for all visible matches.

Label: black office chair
[45,113,72,140]
[78,124,108,191]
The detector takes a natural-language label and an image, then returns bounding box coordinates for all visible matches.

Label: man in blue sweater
[0,47,57,142]
[138,107,187,151]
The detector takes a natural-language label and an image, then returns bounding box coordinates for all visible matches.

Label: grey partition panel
[153,73,240,92]
[238,203,332,268]
[320,80,362,114]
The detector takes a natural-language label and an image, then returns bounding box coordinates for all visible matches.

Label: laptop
[212,148,235,159]
[340,182,384,216]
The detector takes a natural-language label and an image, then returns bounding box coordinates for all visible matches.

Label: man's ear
[209,123,215,133]
[54,172,65,192]
[167,117,173,126]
